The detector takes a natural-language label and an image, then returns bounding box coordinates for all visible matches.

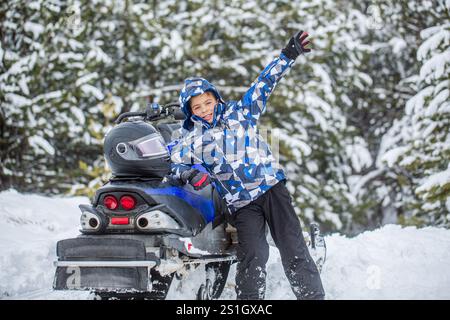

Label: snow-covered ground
[1,189,449,300]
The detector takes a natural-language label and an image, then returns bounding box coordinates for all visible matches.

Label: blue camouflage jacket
[170,53,295,213]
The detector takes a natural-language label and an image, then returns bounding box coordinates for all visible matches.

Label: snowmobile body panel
[144,186,215,224]
[90,179,221,236]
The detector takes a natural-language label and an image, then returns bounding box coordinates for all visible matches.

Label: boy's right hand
[181,168,211,190]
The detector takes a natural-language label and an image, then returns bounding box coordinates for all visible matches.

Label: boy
[170,31,325,300]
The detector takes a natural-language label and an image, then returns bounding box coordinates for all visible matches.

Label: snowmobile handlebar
[115,102,185,124]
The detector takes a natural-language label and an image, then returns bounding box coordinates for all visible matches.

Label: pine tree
[252,0,374,233]
[1,0,110,193]
[378,1,450,226]
[0,0,177,194]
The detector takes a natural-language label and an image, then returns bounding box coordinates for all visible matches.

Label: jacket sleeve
[169,135,200,180]
[238,53,295,123]
[170,162,191,181]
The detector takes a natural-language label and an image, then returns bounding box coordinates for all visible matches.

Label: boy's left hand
[281,31,312,60]
[181,168,211,191]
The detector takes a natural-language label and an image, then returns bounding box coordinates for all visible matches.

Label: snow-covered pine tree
[250,0,376,233]
[67,0,176,195]
[331,0,450,231]
[378,0,450,226]
[0,0,123,193]
[336,0,428,231]
[0,0,178,195]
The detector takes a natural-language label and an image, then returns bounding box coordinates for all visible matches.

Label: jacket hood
[179,77,226,130]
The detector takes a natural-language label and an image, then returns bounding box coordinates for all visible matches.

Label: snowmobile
[53,102,326,300]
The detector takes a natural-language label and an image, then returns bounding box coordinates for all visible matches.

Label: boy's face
[190,92,217,124]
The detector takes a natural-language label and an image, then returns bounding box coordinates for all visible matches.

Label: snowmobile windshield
[129,134,168,159]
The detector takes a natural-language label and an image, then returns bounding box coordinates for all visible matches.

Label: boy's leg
[231,201,269,300]
[263,181,325,300]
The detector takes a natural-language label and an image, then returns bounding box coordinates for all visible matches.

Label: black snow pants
[230,180,325,300]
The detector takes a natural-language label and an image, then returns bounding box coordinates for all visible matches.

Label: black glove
[180,168,211,190]
[281,30,311,60]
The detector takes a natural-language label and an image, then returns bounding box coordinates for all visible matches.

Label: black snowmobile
[53,102,326,300]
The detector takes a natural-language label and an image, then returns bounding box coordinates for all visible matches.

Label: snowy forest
[1,0,449,235]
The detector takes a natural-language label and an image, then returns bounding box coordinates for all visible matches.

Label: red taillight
[111,217,129,225]
[120,195,136,210]
[104,195,118,210]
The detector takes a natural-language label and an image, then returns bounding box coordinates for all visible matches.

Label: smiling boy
[170,31,325,300]
[190,92,216,124]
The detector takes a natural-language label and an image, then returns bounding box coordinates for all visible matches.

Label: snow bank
[1,190,449,300]
[322,225,450,299]
[0,189,92,299]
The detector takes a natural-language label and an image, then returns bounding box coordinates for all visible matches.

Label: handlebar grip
[115,112,146,124]
[164,103,181,108]
[114,103,182,124]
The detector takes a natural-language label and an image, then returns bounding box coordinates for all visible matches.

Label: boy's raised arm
[238,31,311,123]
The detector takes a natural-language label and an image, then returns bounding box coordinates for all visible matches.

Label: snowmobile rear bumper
[54,260,158,267]
[53,237,159,292]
